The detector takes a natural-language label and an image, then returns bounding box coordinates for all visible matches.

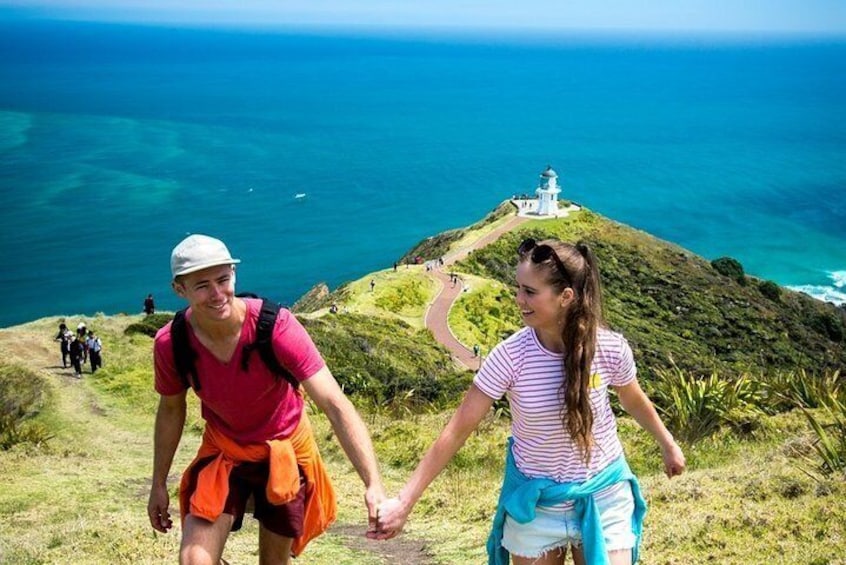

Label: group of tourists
[54,321,103,378]
[146,233,684,565]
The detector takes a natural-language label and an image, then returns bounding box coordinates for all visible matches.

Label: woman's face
[515,260,570,336]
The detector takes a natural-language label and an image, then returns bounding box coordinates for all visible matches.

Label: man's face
[173,264,236,322]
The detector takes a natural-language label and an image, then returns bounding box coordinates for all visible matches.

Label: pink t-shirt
[154,298,326,444]
[474,326,636,485]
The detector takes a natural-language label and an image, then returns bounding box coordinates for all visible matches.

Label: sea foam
[788,271,846,306]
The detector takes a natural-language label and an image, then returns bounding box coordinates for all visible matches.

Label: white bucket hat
[170,234,240,279]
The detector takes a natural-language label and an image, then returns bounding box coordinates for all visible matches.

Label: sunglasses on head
[517,238,568,275]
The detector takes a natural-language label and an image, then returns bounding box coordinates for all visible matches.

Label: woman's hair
[518,238,605,462]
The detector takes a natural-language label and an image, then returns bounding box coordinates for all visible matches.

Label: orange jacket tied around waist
[179,411,337,556]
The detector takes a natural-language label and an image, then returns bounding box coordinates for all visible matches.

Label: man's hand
[147,483,173,533]
[364,484,387,540]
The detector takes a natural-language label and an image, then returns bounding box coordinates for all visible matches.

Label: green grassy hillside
[2,203,845,564]
[455,209,846,378]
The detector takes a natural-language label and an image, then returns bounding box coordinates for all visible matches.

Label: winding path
[423,213,528,370]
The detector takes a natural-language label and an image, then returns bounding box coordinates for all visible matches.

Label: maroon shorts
[185,456,306,538]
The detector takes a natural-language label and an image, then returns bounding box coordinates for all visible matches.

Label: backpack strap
[171,308,200,391]
[240,298,300,390]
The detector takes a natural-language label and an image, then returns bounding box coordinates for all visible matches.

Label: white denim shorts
[501,482,636,559]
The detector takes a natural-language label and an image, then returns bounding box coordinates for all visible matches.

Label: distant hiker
[370,279,376,292]
[376,238,685,565]
[472,344,480,358]
[76,323,88,363]
[147,234,386,564]
[86,330,103,373]
[55,322,72,368]
[144,293,156,315]
[68,335,84,378]
[393,262,397,272]
[329,302,339,314]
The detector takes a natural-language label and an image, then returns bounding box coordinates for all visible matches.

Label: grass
[324,267,438,329]
[2,314,846,564]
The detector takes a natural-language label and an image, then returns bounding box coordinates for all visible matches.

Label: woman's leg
[511,545,567,565]
[570,546,631,565]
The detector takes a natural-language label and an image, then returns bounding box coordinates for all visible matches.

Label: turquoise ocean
[0,21,844,328]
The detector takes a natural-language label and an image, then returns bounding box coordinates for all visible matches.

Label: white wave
[788,270,846,305]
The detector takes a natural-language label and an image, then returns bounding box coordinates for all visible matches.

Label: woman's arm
[376,384,496,537]
[615,379,686,478]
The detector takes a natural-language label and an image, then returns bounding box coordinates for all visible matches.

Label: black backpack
[170,294,299,392]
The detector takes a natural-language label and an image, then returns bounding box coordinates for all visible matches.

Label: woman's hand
[375,495,413,539]
[661,440,686,478]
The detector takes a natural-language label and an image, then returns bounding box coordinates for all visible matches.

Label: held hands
[364,484,389,540]
[374,495,412,540]
[661,439,686,478]
[147,484,173,533]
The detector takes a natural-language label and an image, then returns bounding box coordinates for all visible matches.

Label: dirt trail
[424,213,527,370]
[328,524,437,565]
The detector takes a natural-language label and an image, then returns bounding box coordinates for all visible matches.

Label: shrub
[125,313,173,337]
[650,367,765,443]
[0,364,53,450]
[812,312,844,342]
[759,280,782,301]
[711,256,746,285]
[302,314,472,409]
[802,393,846,478]
[765,369,842,411]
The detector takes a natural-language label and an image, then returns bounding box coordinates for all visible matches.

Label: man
[144,293,156,315]
[55,322,72,368]
[69,334,84,378]
[147,234,386,564]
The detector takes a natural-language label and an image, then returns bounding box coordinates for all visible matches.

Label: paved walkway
[424,213,528,370]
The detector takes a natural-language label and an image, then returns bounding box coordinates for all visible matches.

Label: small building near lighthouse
[536,165,561,216]
[511,165,581,220]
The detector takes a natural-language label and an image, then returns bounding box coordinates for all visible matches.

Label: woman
[377,238,685,564]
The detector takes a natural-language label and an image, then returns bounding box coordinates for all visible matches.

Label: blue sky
[1,0,845,35]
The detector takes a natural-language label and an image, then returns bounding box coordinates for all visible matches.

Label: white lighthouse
[535,165,561,216]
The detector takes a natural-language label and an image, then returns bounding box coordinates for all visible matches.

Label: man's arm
[301,366,385,534]
[147,391,187,533]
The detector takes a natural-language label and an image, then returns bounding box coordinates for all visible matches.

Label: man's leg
[180,513,234,565]
[258,524,294,565]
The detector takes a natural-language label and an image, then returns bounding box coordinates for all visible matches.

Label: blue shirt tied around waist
[487,438,647,565]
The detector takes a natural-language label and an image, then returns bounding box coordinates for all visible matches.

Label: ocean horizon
[0,21,844,328]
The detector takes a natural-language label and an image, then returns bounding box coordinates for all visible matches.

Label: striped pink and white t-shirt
[474,326,637,491]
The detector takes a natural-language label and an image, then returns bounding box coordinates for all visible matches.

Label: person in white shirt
[376,238,685,565]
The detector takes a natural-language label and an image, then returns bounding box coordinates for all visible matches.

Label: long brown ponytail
[518,238,605,463]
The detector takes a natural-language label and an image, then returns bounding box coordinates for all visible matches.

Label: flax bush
[767,368,843,411]
[650,367,765,443]
[802,390,846,479]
